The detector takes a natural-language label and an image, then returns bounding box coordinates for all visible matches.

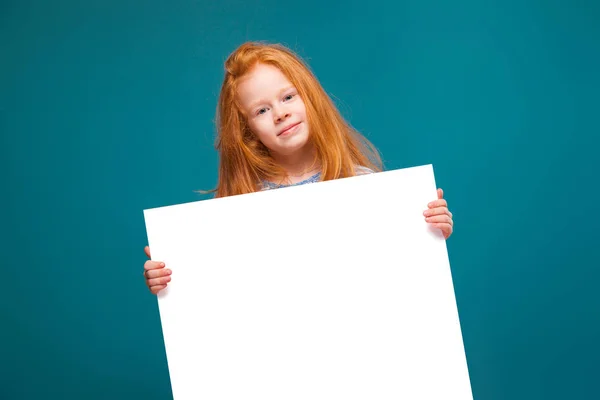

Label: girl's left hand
[424,188,454,239]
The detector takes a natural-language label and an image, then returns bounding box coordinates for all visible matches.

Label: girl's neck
[270,144,320,184]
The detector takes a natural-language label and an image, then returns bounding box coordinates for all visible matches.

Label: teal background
[2,0,598,398]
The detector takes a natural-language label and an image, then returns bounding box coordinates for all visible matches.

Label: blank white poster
[143,164,472,400]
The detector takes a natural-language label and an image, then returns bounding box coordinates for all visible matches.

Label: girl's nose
[275,110,291,123]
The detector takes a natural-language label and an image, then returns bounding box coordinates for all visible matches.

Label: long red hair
[212,41,383,198]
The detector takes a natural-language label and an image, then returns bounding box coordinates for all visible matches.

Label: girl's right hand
[143,245,172,294]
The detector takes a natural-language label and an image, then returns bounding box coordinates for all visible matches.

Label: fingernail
[160,263,165,267]
[166,269,172,275]
[423,210,430,216]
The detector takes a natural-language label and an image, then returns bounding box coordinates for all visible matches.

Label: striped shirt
[260,166,374,190]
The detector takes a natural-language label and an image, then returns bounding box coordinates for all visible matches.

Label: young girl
[142,42,454,294]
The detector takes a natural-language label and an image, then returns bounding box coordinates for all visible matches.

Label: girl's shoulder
[355,165,375,176]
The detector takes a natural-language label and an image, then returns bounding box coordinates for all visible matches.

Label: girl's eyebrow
[248,86,295,110]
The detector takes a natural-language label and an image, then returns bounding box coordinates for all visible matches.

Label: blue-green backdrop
[2,0,598,398]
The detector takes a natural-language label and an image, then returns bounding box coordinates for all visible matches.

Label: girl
[143,42,454,294]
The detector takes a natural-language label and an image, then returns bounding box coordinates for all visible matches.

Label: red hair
[212,41,383,198]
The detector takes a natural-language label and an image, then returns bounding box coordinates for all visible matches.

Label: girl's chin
[270,135,311,156]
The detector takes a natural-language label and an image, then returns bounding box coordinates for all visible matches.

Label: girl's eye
[283,94,294,101]
[256,108,268,116]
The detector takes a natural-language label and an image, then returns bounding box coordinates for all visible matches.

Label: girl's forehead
[237,64,294,103]
[242,64,291,88]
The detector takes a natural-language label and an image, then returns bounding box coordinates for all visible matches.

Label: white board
[143,164,472,400]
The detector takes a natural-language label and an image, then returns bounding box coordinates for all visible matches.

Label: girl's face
[237,63,310,158]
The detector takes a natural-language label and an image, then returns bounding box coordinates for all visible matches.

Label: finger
[423,207,451,217]
[430,223,453,238]
[144,268,172,280]
[144,260,165,272]
[147,275,171,288]
[426,214,453,226]
[428,199,447,208]
[144,246,151,259]
[150,285,167,295]
[426,215,453,226]
[444,223,453,238]
[438,188,443,199]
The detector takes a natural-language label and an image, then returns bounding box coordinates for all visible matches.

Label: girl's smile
[278,121,302,137]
